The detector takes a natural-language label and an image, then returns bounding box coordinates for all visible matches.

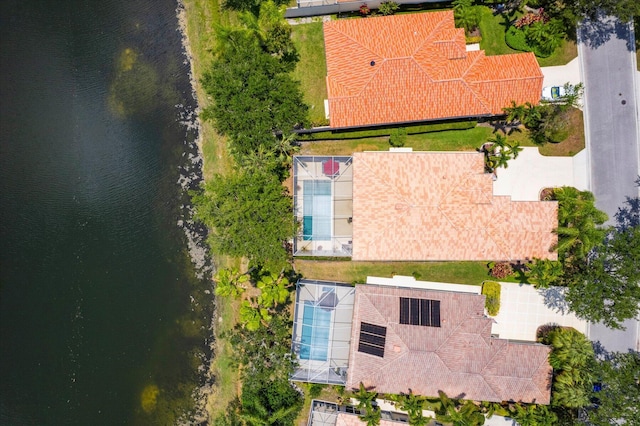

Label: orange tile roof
[351,151,558,261]
[346,284,552,404]
[323,12,544,128]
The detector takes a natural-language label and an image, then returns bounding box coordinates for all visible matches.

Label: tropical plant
[389,390,431,425]
[359,3,371,16]
[509,403,558,425]
[239,299,273,331]
[552,187,608,263]
[542,327,595,408]
[256,272,291,308]
[436,391,485,426]
[352,382,378,411]
[378,1,400,15]
[214,267,251,298]
[525,258,563,288]
[452,0,481,34]
[481,133,521,172]
[503,100,527,125]
[359,405,382,426]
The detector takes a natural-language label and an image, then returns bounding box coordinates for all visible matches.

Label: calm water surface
[0,0,211,424]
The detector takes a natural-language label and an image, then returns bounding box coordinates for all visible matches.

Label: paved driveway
[491,282,587,341]
[492,147,588,201]
[541,57,582,89]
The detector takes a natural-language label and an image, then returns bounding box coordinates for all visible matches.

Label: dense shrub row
[301,121,477,140]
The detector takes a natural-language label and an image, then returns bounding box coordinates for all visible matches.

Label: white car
[542,85,566,101]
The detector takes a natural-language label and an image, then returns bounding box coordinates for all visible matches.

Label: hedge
[505,26,550,58]
[482,281,501,316]
[300,120,477,140]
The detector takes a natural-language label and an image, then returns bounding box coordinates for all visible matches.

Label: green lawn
[478,6,577,66]
[301,125,536,156]
[291,22,328,125]
[295,259,526,285]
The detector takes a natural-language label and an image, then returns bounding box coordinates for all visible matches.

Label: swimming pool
[299,303,331,361]
[303,180,331,241]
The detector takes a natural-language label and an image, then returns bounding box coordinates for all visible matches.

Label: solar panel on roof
[410,298,420,325]
[358,322,386,358]
[431,300,441,327]
[399,298,410,324]
[398,297,441,327]
[420,298,430,327]
[361,322,386,336]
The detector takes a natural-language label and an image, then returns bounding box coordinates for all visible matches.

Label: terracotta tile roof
[346,285,552,404]
[323,12,543,128]
[351,151,558,261]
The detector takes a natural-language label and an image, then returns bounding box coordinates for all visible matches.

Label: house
[323,11,543,128]
[291,278,553,405]
[293,151,558,261]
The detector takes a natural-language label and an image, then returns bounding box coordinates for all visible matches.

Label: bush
[482,281,501,316]
[389,127,407,147]
[465,35,482,44]
[378,1,399,15]
[308,383,325,399]
[489,261,513,279]
[505,26,531,52]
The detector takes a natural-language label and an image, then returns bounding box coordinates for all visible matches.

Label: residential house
[293,151,558,261]
[323,11,543,128]
[291,278,553,404]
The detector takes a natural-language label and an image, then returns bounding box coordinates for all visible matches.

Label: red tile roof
[351,151,558,261]
[323,12,544,128]
[346,284,552,404]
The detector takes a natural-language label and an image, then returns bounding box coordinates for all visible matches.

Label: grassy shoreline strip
[182,0,243,420]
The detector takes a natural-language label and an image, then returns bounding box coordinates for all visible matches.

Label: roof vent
[370,60,376,66]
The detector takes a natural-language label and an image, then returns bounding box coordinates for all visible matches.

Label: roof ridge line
[461,79,492,113]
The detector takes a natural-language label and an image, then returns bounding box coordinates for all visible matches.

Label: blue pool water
[303,180,331,241]
[300,304,331,361]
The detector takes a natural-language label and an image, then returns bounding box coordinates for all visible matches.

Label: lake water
[0,0,212,424]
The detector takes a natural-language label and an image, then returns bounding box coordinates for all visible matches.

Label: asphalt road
[578,15,640,353]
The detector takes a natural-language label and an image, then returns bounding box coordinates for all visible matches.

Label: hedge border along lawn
[482,281,501,316]
[300,120,477,141]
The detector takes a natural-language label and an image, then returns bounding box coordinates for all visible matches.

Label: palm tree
[436,391,485,426]
[273,132,300,166]
[547,327,595,371]
[452,0,480,34]
[393,390,431,425]
[552,380,590,408]
[509,403,557,426]
[503,101,527,125]
[352,382,378,411]
[359,406,382,426]
[525,258,563,288]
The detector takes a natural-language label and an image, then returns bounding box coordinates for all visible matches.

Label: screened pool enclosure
[293,156,353,257]
[291,280,355,385]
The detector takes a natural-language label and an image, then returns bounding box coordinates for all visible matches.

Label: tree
[503,100,528,125]
[201,33,307,160]
[509,403,558,426]
[542,327,595,409]
[564,223,640,329]
[390,390,431,425]
[526,258,563,288]
[481,133,521,172]
[240,376,302,426]
[436,391,485,426]
[192,170,296,270]
[552,187,608,264]
[588,352,640,425]
[352,382,378,411]
[452,0,480,34]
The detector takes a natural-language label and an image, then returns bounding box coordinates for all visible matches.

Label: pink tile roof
[346,284,552,404]
[323,12,544,128]
[351,151,558,261]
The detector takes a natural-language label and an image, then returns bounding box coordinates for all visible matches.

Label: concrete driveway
[541,57,583,90]
[490,282,588,341]
[492,147,588,201]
